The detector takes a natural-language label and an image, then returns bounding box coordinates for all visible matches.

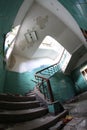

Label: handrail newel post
[46,79,54,102]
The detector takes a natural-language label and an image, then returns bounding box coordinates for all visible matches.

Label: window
[39,35,71,72]
[81,65,87,80]
[5,25,20,60]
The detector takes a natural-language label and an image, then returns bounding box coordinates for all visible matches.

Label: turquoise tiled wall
[0,56,5,93]
[0,37,6,93]
[4,70,36,95]
[71,61,87,94]
[4,60,87,101]
[58,0,87,30]
[50,72,76,102]
[0,0,24,93]
[4,65,48,95]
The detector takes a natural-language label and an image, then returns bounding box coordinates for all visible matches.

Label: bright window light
[39,35,71,72]
[5,25,20,60]
[39,35,64,51]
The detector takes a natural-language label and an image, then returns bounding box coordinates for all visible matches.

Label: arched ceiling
[0,0,86,45]
[2,0,87,72]
[0,0,86,57]
[36,0,87,47]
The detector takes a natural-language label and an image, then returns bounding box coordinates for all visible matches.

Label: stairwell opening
[37,35,71,72]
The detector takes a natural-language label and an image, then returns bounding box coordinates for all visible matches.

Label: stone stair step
[0,94,36,102]
[0,107,48,123]
[49,120,64,130]
[10,110,68,130]
[25,91,36,96]
[0,100,40,110]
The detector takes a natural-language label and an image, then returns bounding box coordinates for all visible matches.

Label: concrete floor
[62,92,87,130]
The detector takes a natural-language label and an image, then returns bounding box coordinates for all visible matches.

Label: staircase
[0,92,68,130]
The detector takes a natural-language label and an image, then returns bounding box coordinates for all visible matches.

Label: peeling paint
[8,55,16,69]
[36,15,48,29]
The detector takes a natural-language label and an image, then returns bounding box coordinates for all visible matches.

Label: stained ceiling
[0,0,86,40]
[0,0,86,42]
[0,0,86,72]
[0,0,86,59]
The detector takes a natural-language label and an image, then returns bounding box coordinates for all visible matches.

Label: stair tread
[26,94,36,97]
[0,95,36,102]
[0,100,39,104]
[0,107,47,115]
[0,94,35,97]
[11,110,68,130]
[25,92,36,96]
[49,120,63,130]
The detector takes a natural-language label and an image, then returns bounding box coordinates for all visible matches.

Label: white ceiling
[5,0,87,72]
[13,0,87,59]
[36,0,86,46]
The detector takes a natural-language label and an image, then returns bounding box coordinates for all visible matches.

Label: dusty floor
[62,92,87,130]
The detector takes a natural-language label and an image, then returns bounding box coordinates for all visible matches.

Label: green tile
[58,0,87,30]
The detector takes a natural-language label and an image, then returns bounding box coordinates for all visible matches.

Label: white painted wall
[13,1,83,58]
[9,55,54,73]
[36,0,86,47]
[32,48,58,60]
[10,0,87,73]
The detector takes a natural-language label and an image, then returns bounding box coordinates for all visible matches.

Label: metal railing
[34,49,65,102]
